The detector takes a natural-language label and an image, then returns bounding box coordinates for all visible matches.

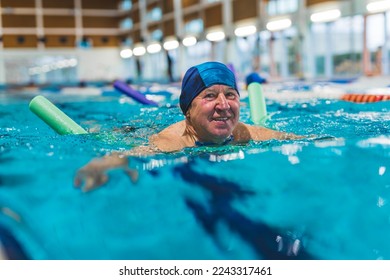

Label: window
[119,0,132,11]
[267,0,298,16]
[185,18,204,35]
[146,7,162,23]
[120,17,133,30]
[150,29,163,41]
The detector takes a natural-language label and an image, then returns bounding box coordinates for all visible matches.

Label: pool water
[1,91,390,260]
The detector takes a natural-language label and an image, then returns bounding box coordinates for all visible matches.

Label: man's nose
[216,93,230,110]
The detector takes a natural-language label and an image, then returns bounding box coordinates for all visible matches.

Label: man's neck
[183,121,233,146]
[182,123,199,145]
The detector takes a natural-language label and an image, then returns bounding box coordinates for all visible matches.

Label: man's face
[187,84,240,143]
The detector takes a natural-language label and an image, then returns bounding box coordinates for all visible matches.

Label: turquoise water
[1,91,390,260]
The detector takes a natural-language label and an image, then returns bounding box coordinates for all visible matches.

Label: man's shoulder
[158,120,186,135]
[150,121,187,152]
[232,122,252,142]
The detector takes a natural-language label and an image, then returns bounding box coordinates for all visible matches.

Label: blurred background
[0,0,388,87]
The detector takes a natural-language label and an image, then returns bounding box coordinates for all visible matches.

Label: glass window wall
[267,0,298,16]
[367,13,385,75]
[332,16,364,76]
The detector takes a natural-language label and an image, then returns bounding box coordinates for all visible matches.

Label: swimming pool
[1,89,390,260]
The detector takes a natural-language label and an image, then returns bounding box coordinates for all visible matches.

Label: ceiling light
[310,9,341,23]
[133,45,146,56]
[366,0,390,13]
[146,43,162,54]
[266,18,292,32]
[182,36,197,47]
[163,40,179,50]
[120,48,133,58]
[234,25,257,37]
[206,31,225,42]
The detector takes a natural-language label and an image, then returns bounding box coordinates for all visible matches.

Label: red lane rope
[341,94,390,103]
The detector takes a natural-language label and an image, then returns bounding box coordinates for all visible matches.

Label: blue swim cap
[180,61,239,115]
[245,72,266,86]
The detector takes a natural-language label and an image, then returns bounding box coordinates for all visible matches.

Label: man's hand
[74,153,138,192]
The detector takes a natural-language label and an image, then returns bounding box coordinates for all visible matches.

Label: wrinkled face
[187,84,240,143]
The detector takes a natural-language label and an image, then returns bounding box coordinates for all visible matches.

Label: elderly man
[75,61,299,191]
[150,61,294,152]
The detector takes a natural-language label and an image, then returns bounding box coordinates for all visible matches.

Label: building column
[0,0,5,84]
[0,52,4,85]
[269,33,277,77]
[222,0,233,64]
[325,22,333,78]
[362,15,371,76]
[35,0,44,50]
[349,0,358,76]
[173,0,185,76]
[251,1,264,72]
[349,14,356,74]
[383,11,389,75]
[296,0,306,78]
[138,0,148,81]
[306,26,317,78]
[139,0,148,42]
[280,31,288,78]
[74,0,83,45]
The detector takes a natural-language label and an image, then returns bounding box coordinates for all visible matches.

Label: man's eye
[204,93,216,99]
[226,92,237,99]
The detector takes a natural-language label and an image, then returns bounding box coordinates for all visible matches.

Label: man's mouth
[212,117,229,122]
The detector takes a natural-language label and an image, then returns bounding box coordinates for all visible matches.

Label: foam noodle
[113,80,158,106]
[29,95,88,135]
[247,82,267,125]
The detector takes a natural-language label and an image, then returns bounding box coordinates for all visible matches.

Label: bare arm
[74,143,163,192]
[248,125,302,140]
[233,122,303,142]
[74,122,188,192]
[74,152,137,192]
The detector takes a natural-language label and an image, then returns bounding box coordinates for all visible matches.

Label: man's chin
[210,130,232,140]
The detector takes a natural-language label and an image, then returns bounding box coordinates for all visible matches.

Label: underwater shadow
[174,162,315,260]
[0,224,29,260]
[0,174,34,187]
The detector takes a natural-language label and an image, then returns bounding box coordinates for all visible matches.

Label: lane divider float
[341,94,390,103]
